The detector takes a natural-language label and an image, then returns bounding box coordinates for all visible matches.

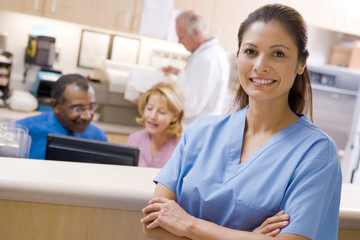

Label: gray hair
[176,10,208,37]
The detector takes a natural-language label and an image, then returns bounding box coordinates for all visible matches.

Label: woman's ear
[171,112,181,123]
[296,61,306,75]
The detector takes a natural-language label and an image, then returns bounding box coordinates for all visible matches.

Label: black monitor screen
[46,133,139,166]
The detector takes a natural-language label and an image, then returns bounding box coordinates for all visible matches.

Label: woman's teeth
[251,78,274,84]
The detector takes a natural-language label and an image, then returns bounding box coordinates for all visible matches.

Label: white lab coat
[177,38,230,126]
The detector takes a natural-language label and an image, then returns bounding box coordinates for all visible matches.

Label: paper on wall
[106,69,130,93]
[124,67,172,101]
[138,0,175,39]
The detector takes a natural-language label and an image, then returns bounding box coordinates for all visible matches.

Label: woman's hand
[252,210,290,236]
[141,197,194,238]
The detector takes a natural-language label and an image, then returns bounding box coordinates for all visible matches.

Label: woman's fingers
[141,212,161,228]
[265,228,281,237]
[264,211,289,225]
[141,198,171,226]
[142,200,165,214]
[149,197,169,204]
[253,210,290,235]
[263,220,289,235]
[141,197,191,237]
[275,210,285,216]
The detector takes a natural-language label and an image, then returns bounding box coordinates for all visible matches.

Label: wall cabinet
[0,0,44,16]
[42,0,91,25]
[173,0,291,53]
[87,0,140,33]
[0,0,143,33]
[2,0,360,53]
[0,0,91,25]
[290,1,339,32]
[291,0,360,36]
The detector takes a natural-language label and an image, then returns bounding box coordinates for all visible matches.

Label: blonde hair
[136,82,185,137]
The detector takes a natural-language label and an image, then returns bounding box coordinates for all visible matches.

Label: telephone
[25,35,56,67]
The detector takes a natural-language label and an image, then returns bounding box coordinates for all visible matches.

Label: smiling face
[143,95,180,137]
[53,84,96,133]
[237,20,305,105]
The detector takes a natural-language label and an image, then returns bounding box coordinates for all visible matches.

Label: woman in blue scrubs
[141,4,342,240]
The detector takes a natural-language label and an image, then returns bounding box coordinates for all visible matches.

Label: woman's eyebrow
[270,44,290,50]
[242,42,257,48]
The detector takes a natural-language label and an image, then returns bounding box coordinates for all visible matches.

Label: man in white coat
[162,10,230,126]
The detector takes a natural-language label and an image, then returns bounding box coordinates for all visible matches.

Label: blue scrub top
[155,107,342,240]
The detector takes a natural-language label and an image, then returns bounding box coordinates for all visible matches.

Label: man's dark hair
[51,74,90,103]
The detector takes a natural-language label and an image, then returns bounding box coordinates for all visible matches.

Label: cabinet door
[291,0,360,36]
[42,0,91,25]
[290,0,338,31]
[290,0,360,35]
[87,0,139,32]
[130,0,144,34]
[0,0,44,15]
[211,0,292,53]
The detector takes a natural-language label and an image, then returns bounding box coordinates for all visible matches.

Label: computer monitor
[45,133,139,166]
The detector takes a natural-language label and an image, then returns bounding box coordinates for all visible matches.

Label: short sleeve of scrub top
[154,108,342,240]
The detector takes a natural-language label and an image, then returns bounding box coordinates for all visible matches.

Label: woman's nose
[149,110,157,119]
[254,55,270,73]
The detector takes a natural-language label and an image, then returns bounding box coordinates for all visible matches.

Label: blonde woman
[127,82,184,168]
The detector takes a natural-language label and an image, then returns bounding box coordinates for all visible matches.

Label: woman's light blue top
[155,107,342,240]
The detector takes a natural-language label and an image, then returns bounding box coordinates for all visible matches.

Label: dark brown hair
[234,4,313,120]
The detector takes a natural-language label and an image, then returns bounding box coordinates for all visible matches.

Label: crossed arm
[141,183,310,240]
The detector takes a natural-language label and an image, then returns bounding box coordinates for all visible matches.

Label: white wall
[0,9,358,92]
[307,26,337,65]
[0,10,187,92]
[307,26,360,66]
[0,10,93,90]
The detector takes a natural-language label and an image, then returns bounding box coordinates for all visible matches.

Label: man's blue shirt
[16,110,108,159]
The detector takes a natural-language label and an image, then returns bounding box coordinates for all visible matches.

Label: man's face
[53,84,97,133]
[176,19,198,52]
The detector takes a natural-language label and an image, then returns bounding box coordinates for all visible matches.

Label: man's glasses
[65,103,98,115]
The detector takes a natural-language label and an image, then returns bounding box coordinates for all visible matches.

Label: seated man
[17,74,108,159]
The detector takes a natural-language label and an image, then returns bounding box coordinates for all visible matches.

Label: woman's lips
[146,121,158,128]
[250,78,275,84]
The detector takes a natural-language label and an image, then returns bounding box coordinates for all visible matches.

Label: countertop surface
[0,157,159,211]
[0,157,359,229]
[339,183,360,229]
[0,107,141,134]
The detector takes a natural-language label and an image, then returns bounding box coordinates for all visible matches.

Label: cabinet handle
[51,0,57,12]
[34,0,40,10]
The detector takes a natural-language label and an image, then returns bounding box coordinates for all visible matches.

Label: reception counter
[0,157,159,240]
[0,157,359,239]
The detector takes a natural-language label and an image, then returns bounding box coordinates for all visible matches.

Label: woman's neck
[149,133,170,158]
[246,101,299,135]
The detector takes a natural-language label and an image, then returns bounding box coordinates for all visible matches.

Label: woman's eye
[273,51,285,57]
[244,49,256,55]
